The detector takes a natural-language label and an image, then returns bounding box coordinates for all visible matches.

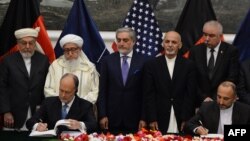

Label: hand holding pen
[196,120,209,135]
[36,119,48,131]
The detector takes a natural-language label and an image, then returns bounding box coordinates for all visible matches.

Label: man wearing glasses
[0,27,50,130]
[44,34,99,105]
[189,20,240,108]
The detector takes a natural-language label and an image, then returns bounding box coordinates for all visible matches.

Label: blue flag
[122,0,163,56]
[54,0,109,70]
[233,9,250,62]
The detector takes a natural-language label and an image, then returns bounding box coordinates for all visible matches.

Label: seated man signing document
[26,73,97,134]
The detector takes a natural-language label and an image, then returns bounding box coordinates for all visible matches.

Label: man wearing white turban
[0,27,50,130]
[44,34,99,104]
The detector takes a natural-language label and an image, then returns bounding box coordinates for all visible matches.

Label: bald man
[143,31,197,133]
[44,34,99,104]
[26,73,97,133]
[0,27,50,130]
[184,81,250,135]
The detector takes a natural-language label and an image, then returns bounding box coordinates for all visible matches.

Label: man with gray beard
[0,27,50,130]
[44,34,99,104]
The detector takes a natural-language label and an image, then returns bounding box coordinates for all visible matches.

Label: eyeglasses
[63,47,80,53]
[18,40,36,46]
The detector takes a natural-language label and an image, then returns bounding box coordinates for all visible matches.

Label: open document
[29,119,70,137]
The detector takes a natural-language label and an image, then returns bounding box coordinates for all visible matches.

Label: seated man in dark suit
[184,81,250,135]
[26,73,97,133]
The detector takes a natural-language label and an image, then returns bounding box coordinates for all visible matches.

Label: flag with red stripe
[0,0,55,63]
[175,0,218,58]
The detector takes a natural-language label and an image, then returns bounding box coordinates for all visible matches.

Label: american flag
[123,0,163,56]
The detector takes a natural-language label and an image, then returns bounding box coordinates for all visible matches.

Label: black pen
[199,120,209,132]
[199,120,203,126]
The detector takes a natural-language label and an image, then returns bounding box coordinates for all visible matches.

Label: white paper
[29,119,70,137]
[200,134,224,139]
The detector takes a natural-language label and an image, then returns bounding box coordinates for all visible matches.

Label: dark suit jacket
[238,59,250,105]
[97,52,148,132]
[0,51,49,128]
[143,54,196,133]
[184,101,250,135]
[26,96,97,132]
[189,42,239,105]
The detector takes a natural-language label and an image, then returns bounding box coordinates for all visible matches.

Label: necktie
[121,56,129,85]
[208,49,215,79]
[61,104,68,119]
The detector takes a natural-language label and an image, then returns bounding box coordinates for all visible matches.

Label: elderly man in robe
[44,34,99,104]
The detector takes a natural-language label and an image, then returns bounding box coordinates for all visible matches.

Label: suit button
[171,98,174,101]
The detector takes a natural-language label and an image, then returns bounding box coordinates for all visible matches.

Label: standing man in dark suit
[184,81,250,135]
[189,20,239,106]
[143,31,196,133]
[26,73,97,133]
[0,27,50,130]
[237,59,250,105]
[97,27,147,133]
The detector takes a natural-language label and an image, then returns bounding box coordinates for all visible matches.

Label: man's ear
[178,42,182,49]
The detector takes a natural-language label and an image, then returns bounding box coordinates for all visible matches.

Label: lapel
[29,52,39,79]
[159,56,172,83]
[201,45,209,74]
[171,55,183,82]
[113,53,124,86]
[125,53,139,85]
[55,98,63,121]
[232,102,240,124]
[15,52,29,78]
[66,96,83,119]
[212,43,225,78]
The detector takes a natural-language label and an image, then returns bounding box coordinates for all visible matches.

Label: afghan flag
[175,0,217,58]
[0,0,55,63]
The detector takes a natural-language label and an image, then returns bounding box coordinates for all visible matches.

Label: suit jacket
[0,51,49,128]
[143,54,196,133]
[238,59,250,105]
[97,52,148,132]
[184,101,250,135]
[26,96,97,132]
[189,42,239,105]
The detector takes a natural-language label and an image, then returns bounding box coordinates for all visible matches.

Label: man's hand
[67,119,81,130]
[149,121,159,130]
[36,122,48,131]
[4,112,14,128]
[138,120,146,130]
[196,126,209,135]
[99,117,108,129]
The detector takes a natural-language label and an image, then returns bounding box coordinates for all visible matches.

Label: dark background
[0,0,249,33]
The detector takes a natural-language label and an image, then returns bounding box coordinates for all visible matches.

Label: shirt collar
[120,50,133,58]
[62,96,75,108]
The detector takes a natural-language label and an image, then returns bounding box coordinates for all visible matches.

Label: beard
[20,51,34,58]
[165,50,176,55]
[65,57,81,71]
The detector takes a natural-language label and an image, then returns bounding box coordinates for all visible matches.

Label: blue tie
[121,56,129,85]
[61,104,68,119]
